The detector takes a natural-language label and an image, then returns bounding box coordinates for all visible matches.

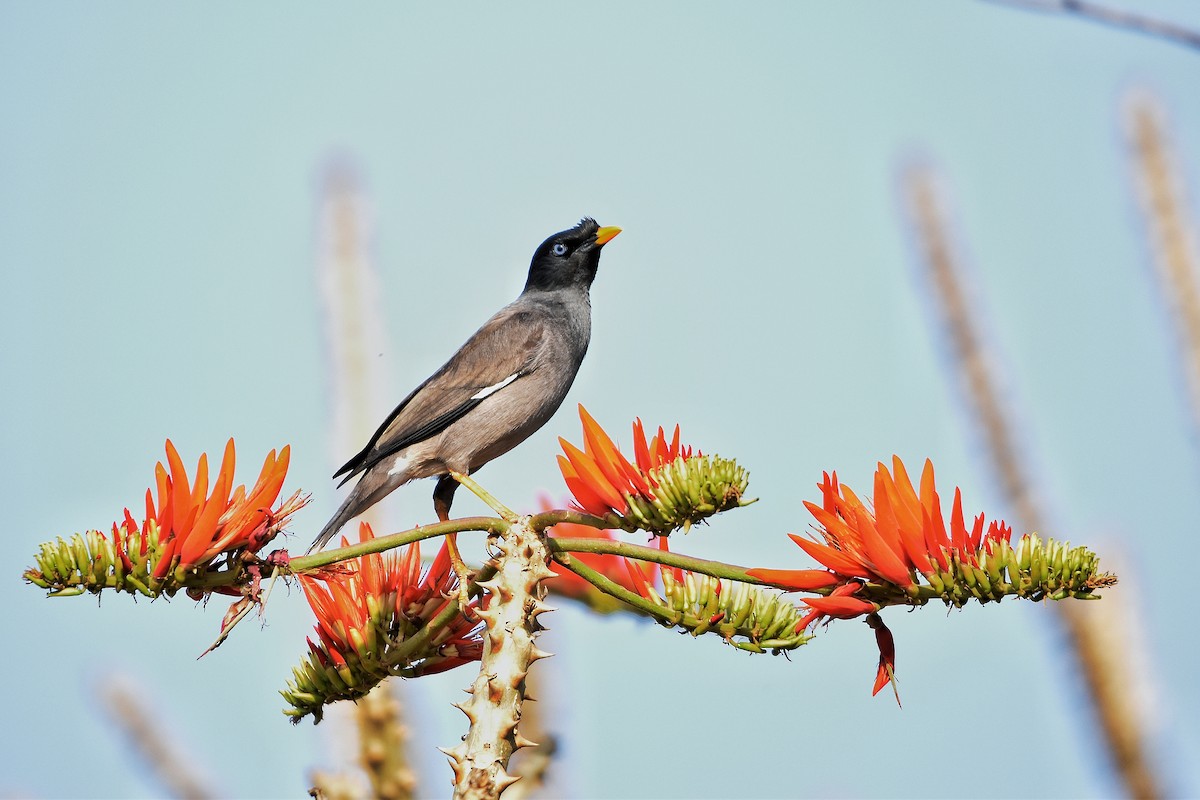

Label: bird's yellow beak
[594,226,622,247]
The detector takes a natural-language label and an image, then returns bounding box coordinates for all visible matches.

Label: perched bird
[309,217,621,553]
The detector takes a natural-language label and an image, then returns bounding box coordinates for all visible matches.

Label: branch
[287,517,510,572]
[982,0,1200,52]
[554,553,812,654]
[527,508,615,533]
[183,517,510,593]
[551,554,678,623]
[443,517,554,800]
[451,470,519,521]
[546,537,775,586]
[550,534,1110,608]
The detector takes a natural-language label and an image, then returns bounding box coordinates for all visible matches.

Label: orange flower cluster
[749,456,1012,626]
[557,405,692,518]
[286,523,483,721]
[145,439,305,578]
[744,456,1016,705]
[555,406,749,535]
[300,523,483,673]
[26,439,306,597]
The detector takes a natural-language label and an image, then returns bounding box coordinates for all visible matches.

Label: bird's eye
[551,242,568,257]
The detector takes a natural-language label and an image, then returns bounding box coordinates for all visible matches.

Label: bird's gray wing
[333,306,546,484]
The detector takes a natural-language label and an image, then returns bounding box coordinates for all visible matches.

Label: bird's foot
[444,532,477,614]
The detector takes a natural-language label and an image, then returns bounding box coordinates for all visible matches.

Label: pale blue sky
[4,3,1200,797]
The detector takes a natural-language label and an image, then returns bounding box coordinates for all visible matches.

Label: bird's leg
[434,474,475,610]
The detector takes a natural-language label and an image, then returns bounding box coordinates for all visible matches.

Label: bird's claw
[444,532,477,616]
[455,573,476,617]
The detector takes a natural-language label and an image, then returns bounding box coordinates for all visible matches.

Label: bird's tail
[308,465,409,554]
[307,486,367,554]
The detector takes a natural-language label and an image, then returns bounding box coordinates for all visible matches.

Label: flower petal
[789,530,873,579]
[557,455,612,517]
[559,438,627,513]
[802,594,876,619]
[744,568,839,591]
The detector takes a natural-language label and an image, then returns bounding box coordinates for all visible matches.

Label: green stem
[450,472,518,521]
[546,537,775,587]
[188,517,510,590]
[290,517,510,571]
[527,509,616,532]
[552,555,675,623]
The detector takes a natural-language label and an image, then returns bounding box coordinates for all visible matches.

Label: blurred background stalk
[903,165,1163,800]
[1126,94,1200,438]
[314,161,414,800]
[100,676,217,800]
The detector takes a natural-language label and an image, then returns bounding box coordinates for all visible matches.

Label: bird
[309,217,621,554]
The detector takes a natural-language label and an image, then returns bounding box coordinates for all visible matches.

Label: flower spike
[24,439,308,599]
[745,456,1115,701]
[620,551,812,654]
[751,457,1114,619]
[282,522,484,723]
[557,405,753,535]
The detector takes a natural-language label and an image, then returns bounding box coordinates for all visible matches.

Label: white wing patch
[471,372,520,400]
[387,453,412,477]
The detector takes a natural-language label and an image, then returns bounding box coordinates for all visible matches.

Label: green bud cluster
[282,647,387,724]
[643,569,812,654]
[616,455,753,535]
[282,605,479,724]
[883,533,1115,608]
[24,523,168,598]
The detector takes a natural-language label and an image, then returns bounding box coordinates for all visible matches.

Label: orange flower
[298,522,483,675]
[556,405,750,534]
[146,439,307,578]
[792,582,875,630]
[748,455,1012,705]
[749,456,1012,607]
[867,613,900,706]
[744,456,1015,703]
[25,438,307,598]
[557,405,687,517]
[741,457,1114,701]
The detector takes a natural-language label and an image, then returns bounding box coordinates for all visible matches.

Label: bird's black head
[523,218,621,294]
